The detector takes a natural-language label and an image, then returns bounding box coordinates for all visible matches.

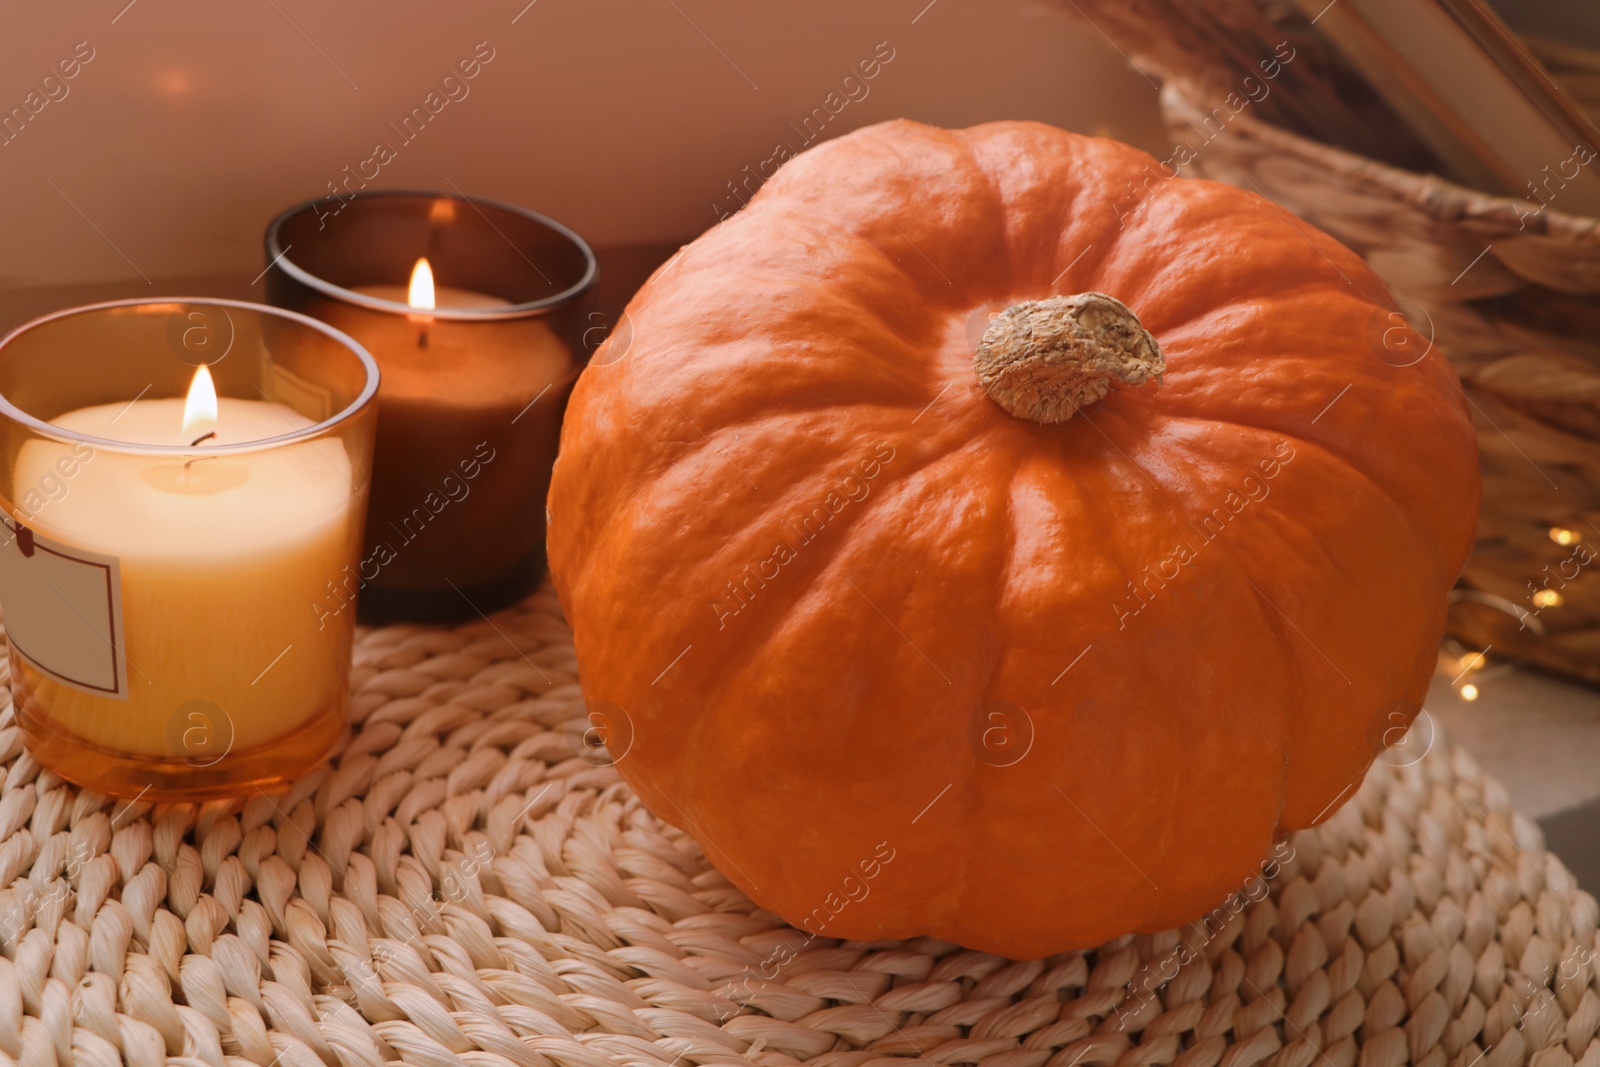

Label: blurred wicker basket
[1062,0,1600,685]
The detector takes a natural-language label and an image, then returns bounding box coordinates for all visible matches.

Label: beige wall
[0,1,1165,292]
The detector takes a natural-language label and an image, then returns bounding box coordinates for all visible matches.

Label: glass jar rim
[263,189,599,321]
[0,297,381,457]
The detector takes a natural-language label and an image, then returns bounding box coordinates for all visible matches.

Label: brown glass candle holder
[264,191,597,623]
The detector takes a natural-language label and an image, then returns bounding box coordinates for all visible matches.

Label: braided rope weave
[0,585,1594,1067]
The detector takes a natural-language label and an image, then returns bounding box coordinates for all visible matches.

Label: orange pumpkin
[548,120,1479,957]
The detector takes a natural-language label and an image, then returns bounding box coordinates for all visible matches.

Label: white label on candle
[0,515,127,699]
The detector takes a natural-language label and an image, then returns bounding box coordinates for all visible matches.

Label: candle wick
[417,329,429,349]
[184,430,217,471]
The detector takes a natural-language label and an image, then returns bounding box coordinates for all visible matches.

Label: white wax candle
[344,283,572,404]
[13,397,357,757]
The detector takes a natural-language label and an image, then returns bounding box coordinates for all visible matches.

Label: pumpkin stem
[973,293,1164,424]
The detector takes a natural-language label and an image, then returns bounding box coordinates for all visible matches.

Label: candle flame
[182,364,218,439]
[408,257,436,310]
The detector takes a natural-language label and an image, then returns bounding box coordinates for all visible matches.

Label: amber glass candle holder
[0,299,378,800]
[264,190,597,623]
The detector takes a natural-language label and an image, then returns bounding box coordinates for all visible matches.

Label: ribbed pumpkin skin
[547,120,1479,958]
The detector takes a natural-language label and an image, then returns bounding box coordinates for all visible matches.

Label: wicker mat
[0,585,1595,1067]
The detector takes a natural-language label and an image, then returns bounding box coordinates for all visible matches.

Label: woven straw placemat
[0,585,1594,1067]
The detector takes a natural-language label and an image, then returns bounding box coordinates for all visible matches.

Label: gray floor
[1428,665,1600,890]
